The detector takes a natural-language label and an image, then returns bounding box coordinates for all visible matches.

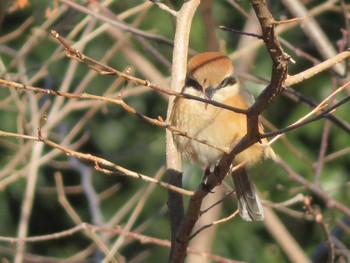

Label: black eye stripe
[185,76,202,91]
[183,75,236,94]
[219,76,237,88]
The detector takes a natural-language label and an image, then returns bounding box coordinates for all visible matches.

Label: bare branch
[60,0,174,47]
[286,50,350,86]
[150,0,178,17]
[282,0,345,75]
[166,1,200,262]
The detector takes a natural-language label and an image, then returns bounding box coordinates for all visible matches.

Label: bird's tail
[232,167,264,221]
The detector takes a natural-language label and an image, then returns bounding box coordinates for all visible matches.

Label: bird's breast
[170,94,271,168]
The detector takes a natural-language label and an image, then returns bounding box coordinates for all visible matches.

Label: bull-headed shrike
[170,52,275,221]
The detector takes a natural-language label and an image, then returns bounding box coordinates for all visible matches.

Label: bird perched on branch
[170,52,275,221]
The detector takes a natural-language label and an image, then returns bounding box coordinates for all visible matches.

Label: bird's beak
[202,79,212,100]
[204,86,215,99]
[202,85,208,99]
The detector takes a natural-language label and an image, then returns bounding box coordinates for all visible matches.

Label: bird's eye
[185,76,202,91]
[219,76,237,88]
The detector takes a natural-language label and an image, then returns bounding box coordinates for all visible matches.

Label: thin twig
[111,225,241,263]
[55,172,118,263]
[267,80,350,141]
[304,197,335,263]
[263,193,305,208]
[150,0,178,16]
[0,17,34,44]
[314,119,331,182]
[103,166,166,262]
[276,157,350,218]
[0,224,87,243]
[0,127,192,197]
[285,49,350,86]
[60,0,174,46]
[281,0,345,75]
[0,77,231,153]
[38,131,193,196]
[51,30,248,114]
[189,211,239,240]
[219,25,263,39]
[272,15,309,25]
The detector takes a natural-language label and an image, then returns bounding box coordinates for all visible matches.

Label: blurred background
[0,0,349,262]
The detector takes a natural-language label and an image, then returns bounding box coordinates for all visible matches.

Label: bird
[170,51,275,221]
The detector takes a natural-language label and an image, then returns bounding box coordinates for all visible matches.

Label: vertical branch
[247,0,289,135]
[263,206,311,263]
[214,0,290,180]
[314,120,330,182]
[166,1,201,262]
[14,143,44,263]
[201,0,218,51]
